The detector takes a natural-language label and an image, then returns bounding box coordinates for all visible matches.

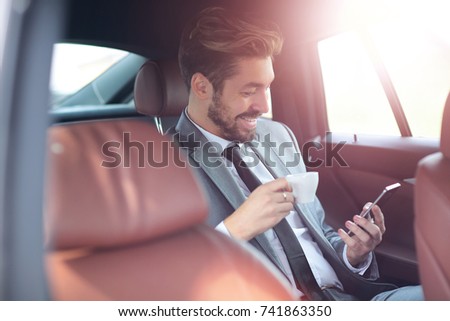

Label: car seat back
[134,60,188,134]
[44,119,295,300]
[414,92,450,300]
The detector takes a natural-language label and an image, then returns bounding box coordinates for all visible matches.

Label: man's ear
[190,73,212,99]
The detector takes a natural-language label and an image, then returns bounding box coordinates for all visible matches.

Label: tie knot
[223,143,250,171]
[223,143,261,171]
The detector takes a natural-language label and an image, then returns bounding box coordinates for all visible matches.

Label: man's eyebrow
[241,81,272,89]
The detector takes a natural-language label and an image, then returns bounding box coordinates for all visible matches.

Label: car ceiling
[64,0,350,58]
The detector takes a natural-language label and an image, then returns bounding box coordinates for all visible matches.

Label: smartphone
[347,182,401,234]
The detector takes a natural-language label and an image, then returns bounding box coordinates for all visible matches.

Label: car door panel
[309,134,438,285]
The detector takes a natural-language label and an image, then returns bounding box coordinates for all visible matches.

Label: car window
[318,32,401,136]
[370,19,450,138]
[50,43,129,106]
[318,2,450,138]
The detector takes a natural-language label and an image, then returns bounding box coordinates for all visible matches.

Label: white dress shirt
[187,113,372,297]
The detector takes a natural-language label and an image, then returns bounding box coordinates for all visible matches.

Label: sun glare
[319,0,450,137]
[342,0,450,37]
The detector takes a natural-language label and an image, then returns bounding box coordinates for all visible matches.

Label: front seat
[134,60,188,134]
[44,118,295,300]
[414,92,450,300]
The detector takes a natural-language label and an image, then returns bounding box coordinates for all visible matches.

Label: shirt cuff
[215,221,232,237]
[343,245,373,275]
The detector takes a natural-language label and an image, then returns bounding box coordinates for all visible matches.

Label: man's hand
[338,203,386,267]
[224,178,294,240]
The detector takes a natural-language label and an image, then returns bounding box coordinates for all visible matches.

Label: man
[174,6,422,300]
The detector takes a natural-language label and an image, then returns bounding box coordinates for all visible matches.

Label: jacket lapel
[249,138,340,258]
[191,146,247,209]
[176,112,246,210]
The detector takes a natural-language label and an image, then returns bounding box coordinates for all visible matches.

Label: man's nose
[252,89,271,114]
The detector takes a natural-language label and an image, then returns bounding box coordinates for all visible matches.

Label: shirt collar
[184,108,233,152]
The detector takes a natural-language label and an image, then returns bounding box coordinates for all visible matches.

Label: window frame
[318,25,448,139]
[50,44,147,109]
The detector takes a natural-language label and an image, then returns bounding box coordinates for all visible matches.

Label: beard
[207,92,259,143]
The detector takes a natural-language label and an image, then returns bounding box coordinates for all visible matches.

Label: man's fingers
[259,177,292,192]
[278,191,294,203]
[278,201,294,214]
[371,205,386,234]
[359,202,372,217]
[345,219,371,243]
[338,228,357,247]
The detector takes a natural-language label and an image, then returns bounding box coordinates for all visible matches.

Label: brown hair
[178,7,283,93]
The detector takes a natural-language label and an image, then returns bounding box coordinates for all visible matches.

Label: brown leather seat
[414,92,450,300]
[44,119,295,300]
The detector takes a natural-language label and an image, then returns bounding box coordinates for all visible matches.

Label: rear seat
[44,118,296,300]
[134,60,188,134]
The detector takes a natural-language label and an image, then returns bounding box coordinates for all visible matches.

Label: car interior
[0,0,449,300]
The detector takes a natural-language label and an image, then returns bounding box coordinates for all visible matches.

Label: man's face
[207,57,274,142]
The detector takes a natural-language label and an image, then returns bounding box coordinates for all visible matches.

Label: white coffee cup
[285,172,319,204]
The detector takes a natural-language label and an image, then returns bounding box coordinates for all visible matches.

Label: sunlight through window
[50,44,129,105]
[319,0,450,138]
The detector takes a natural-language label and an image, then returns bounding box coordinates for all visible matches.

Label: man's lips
[237,114,260,129]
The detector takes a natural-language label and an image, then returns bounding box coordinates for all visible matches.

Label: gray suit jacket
[172,111,396,300]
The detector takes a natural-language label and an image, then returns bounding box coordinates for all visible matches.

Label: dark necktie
[223,143,326,300]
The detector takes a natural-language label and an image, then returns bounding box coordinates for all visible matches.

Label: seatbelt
[223,143,327,300]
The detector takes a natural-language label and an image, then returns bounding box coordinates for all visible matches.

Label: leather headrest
[134,60,189,117]
[441,92,450,159]
[45,119,207,250]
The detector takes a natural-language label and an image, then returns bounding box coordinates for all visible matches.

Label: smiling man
[188,56,274,143]
[174,6,422,301]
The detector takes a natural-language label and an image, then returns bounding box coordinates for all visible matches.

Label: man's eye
[241,91,256,97]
